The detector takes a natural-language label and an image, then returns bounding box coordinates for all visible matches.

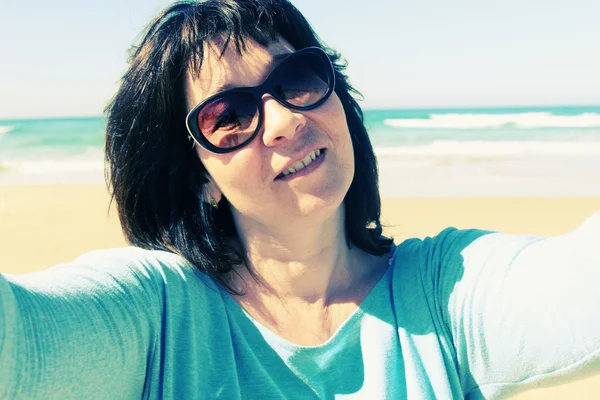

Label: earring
[209,199,218,208]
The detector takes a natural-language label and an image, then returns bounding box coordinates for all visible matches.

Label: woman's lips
[275,148,326,181]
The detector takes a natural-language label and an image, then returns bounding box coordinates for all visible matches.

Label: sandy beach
[0,184,598,398]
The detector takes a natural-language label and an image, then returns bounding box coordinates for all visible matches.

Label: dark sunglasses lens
[273,52,332,108]
[197,92,259,149]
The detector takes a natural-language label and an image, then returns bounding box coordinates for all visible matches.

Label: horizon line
[2,103,600,121]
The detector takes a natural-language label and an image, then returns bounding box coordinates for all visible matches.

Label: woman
[1,1,599,399]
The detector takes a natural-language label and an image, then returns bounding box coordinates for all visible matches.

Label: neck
[230,205,363,304]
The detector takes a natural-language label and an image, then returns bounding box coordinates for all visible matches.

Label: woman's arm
[0,247,169,399]
[444,212,600,398]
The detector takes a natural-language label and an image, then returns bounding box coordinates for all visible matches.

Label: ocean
[1,105,600,196]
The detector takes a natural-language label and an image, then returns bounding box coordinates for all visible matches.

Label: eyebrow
[210,52,291,95]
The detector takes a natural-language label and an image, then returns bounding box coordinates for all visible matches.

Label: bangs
[178,3,281,79]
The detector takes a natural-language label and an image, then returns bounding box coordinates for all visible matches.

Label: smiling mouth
[276,148,325,179]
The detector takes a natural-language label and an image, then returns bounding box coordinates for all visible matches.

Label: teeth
[280,149,323,178]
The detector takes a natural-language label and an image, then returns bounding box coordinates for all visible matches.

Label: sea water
[0,117,106,185]
[1,106,600,196]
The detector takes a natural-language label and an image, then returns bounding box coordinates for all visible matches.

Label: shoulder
[385,227,544,344]
[391,227,493,275]
[387,212,600,320]
[393,210,600,272]
[7,246,220,302]
[71,246,196,279]
[391,224,555,273]
[388,227,543,304]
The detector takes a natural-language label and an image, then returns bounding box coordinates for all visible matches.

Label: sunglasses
[185,47,335,154]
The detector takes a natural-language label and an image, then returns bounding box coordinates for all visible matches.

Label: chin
[293,181,350,218]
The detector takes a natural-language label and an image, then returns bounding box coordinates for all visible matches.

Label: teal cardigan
[2,212,600,399]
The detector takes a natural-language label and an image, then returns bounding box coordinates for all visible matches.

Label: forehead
[184,38,295,110]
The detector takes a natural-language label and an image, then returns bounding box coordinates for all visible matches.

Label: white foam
[0,125,13,135]
[374,141,600,157]
[17,160,104,174]
[0,158,106,184]
[383,112,600,129]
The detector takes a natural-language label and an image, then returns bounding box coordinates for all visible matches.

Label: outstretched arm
[0,248,167,399]
[446,212,600,398]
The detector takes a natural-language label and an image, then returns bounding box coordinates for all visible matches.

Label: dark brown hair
[105,0,392,293]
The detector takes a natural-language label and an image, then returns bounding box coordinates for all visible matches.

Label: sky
[1,0,599,119]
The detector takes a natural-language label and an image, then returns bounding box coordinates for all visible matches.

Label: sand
[0,185,126,274]
[1,184,598,398]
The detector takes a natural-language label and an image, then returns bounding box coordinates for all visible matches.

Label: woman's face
[184,37,355,228]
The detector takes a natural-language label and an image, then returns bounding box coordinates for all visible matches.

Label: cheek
[321,94,350,133]
[327,96,355,179]
[323,92,344,117]
[196,146,264,197]
[320,94,353,152]
[196,147,233,191]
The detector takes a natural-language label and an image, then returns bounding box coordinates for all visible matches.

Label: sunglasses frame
[185,47,336,154]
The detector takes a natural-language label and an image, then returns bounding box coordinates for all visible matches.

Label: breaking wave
[374,140,600,157]
[383,112,600,129]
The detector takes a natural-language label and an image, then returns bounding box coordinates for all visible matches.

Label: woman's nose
[261,95,307,147]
